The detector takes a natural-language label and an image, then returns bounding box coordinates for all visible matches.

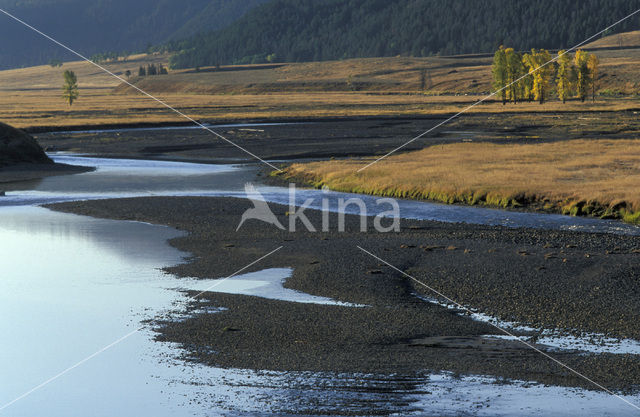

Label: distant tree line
[166,0,639,69]
[48,59,63,67]
[90,51,131,64]
[138,63,168,77]
[0,0,267,70]
[492,47,599,104]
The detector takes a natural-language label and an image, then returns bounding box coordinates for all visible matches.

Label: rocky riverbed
[49,196,640,393]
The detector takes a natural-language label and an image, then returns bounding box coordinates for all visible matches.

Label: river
[0,153,639,416]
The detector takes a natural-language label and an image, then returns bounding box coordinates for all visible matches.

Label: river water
[0,154,639,416]
[4,154,639,236]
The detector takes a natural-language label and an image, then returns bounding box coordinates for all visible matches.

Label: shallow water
[187,267,363,306]
[409,373,639,417]
[2,154,640,416]
[415,294,640,355]
[44,122,294,135]
[0,206,198,416]
[0,207,366,416]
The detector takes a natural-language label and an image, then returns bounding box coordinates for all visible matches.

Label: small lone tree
[62,70,79,106]
[125,69,132,79]
[346,74,357,91]
[419,68,432,92]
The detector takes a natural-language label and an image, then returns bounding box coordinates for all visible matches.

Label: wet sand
[48,196,640,393]
[34,117,443,163]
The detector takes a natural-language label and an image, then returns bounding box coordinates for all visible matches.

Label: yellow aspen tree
[505,48,525,104]
[587,54,599,102]
[523,49,554,104]
[556,50,574,104]
[574,50,590,102]
[492,46,508,105]
[522,74,534,102]
[520,55,534,102]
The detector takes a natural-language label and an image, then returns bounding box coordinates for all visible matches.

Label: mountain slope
[168,0,640,68]
[0,0,267,69]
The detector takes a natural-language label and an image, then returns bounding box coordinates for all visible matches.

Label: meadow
[280,139,640,224]
[2,33,640,129]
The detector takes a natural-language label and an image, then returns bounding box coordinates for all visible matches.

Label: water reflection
[188,267,364,306]
[0,206,201,417]
[0,206,441,417]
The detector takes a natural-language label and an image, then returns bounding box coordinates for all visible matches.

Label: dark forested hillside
[169,0,640,68]
[0,0,267,69]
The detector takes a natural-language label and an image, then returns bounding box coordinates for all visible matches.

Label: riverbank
[0,120,92,184]
[279,138,640,225]
[48,196,640,393]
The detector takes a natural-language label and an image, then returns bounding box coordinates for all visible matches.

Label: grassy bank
[279,139,640,224]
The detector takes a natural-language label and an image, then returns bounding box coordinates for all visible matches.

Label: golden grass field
[281,139,640,224]
[585,30,640,49]
[1,30,640,129]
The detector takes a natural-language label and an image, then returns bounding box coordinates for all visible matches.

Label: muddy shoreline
[48,196,640,393]
[24,115,447,134]
[33,111,640,164]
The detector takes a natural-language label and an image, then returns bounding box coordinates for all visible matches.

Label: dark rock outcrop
[0,122,52,167]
